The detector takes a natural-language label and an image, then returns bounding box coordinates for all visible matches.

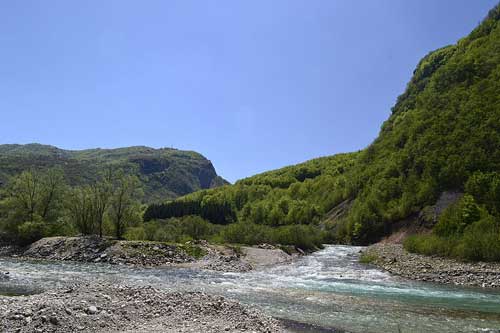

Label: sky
[0,1,497,182]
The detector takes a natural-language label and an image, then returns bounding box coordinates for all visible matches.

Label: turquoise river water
[1,245,500,333]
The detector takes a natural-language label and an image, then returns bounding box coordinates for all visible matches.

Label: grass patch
[403,235,458,257]
[178,244,207,259]
[359,252,378,264]
[278,245,295,255]
[404,227,500,262]
[227,244,243,256]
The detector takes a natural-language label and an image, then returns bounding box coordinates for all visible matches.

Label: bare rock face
[418,191,463,228]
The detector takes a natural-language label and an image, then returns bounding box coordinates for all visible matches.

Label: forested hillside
[335,4,500,246]
[140,153,357,249]
[145,4,500,255]
[0,144,227,202]
[145,153,358,226]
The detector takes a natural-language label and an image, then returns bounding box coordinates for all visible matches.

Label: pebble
[87,306,98,314]
[0,283,284,332]
[49,316,59,325]
[363,244,500,288]
[21,236,195,268]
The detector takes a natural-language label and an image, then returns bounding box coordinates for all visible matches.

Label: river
[1,245,500,332]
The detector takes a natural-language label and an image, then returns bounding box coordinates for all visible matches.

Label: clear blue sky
[0,1,497,182]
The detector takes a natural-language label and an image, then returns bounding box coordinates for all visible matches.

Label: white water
[2,245,500,332]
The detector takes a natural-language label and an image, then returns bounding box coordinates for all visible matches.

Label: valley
[1,3,500,333]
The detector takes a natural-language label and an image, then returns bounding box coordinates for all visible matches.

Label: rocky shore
[0,238,310,332]
[21,237,196,266]
[363,243,500,288]
[3,236,295,273]
[0,283,285,333]
[186,244,295,273]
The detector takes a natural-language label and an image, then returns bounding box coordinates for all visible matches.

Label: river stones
[0,283,285,332]
[87,306,98,315]
[363,243,500,288]
[22,236,196,267]
[8,236,296,274]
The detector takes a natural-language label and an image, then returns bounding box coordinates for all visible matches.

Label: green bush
[125,216,219,243]
[359,252,378,264]
[178,244,207,259]
[220,222,273,245]
[457,217,500,261]
[124,226,147,241]
[219,222,326,250]
[271,225,325,250]
[404,234,458,257]
[178,215,218,240]
[405,216,500,262]
[17,221,47,245]
[465,172,500,215]
[434,195,481,237]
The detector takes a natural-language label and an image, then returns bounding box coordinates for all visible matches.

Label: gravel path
[0,283,285,333]
[363,243,500,288]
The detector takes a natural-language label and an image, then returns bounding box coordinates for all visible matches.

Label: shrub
[405,215,500,262]
[434,195,481,236]
[125,216,218,243]
[178,244,206,259]
[17,221,47,245]
[465,172,500,215]
[271,225,325,250]
[179,216,219,240]
[359,252,378,264]
[124,226,147,241]
[403,234,458,257]
[220,222,273,245]
[219,222,326,250]
[457,216,500,261]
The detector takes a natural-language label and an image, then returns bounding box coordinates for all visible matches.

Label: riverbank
[3,245,500,332]
[362,243,500,288]
[0,283,285,333]
[1,236,297,273]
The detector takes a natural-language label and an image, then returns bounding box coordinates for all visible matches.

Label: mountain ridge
[0,143,228,202]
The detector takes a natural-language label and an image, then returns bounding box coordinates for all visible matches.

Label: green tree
[108,174,142,239]
[92,168,115,237]
[67,186,96,235]
[434,195,481,237]
[0,168,67,244]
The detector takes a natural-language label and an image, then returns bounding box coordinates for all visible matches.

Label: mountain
[145,4,500,245]
[335,4,500,244]
[0,144,228,202]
